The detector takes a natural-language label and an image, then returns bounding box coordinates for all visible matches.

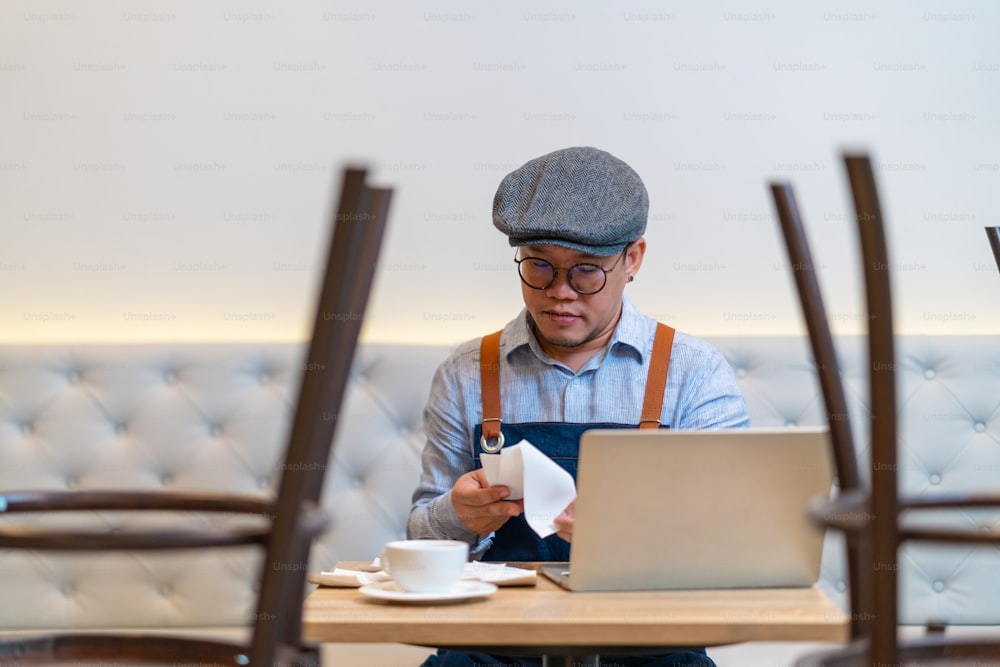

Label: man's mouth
[543,311,580,324]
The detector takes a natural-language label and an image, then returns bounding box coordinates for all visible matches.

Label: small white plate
[358,580,498,604]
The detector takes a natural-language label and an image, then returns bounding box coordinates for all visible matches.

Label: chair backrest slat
[986,226,1000,274]
[769,182,868,638]
[843,154,899,667]
[250,167,391,665]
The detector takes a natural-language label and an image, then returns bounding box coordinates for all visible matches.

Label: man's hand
[451,469,523,535]
[553,500,576,542]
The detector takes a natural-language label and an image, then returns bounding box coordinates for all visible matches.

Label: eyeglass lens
[518,259,606,294]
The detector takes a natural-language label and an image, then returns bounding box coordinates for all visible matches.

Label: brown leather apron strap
[479,330,504,452]
[639,323,676,429]
[479,322,674,443]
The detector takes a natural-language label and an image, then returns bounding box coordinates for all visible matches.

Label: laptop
[540,427,833,592]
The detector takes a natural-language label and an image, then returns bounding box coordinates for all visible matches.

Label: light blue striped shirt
[407,294,749,556]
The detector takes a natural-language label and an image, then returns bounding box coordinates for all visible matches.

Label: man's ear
[626,237,647,278]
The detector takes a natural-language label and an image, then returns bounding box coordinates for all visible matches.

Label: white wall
[2,0,999,344]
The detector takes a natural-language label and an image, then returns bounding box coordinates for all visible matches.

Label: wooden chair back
[0,165,392,666]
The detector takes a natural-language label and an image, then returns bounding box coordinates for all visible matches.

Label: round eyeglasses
[514,246,629,295]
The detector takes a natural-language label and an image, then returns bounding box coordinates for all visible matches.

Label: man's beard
[527,313,598,349]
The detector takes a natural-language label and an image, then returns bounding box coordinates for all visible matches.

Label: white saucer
[358,580,498,603]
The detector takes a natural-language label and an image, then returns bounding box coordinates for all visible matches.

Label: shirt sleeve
[670,341,751,430]
[406,355,494,557]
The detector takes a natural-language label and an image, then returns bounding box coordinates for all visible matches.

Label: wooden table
[303,563,849,665]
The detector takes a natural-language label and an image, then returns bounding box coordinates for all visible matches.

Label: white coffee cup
[380,539,469,593]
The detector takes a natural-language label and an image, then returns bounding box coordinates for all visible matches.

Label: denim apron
[421,325,716,667]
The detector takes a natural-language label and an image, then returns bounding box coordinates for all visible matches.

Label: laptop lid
[559,427,832,592]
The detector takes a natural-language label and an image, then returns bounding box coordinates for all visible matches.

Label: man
[408,146,750,667]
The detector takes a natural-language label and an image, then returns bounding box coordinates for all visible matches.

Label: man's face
[516,240,646,352]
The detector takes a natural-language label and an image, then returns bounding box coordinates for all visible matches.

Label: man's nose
[545,270,578,298]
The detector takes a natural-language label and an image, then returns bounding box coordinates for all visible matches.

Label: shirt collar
[501,292,649,364]
[610,293,650,360]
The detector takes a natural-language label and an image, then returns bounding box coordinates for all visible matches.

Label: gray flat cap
[492,146,648,256]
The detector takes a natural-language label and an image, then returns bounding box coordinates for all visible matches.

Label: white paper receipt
[480,439,577,538]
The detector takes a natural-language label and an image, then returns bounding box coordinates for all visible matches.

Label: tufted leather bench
[1,337,999,664]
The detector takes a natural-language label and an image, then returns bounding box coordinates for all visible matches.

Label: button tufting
[785,419,797,427]
[160,472,173,486]
[923,369,936,380]
[351,477,363,489]
[257,476,270,489]
[60,583,75,596]
[835,580,847,593]
[20,422,33,436]
[974,422,986,433]
[258,371,271,384]
[64,475,79,488]
[929,473,942,485]
[932,580,946,593]
[736,368,748,378]
[115,423,127,436]
[236,655,249,666]
[210,424,223,437]
[67,370,81,385]
[164,370,177,385]
[159,583,173,596]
